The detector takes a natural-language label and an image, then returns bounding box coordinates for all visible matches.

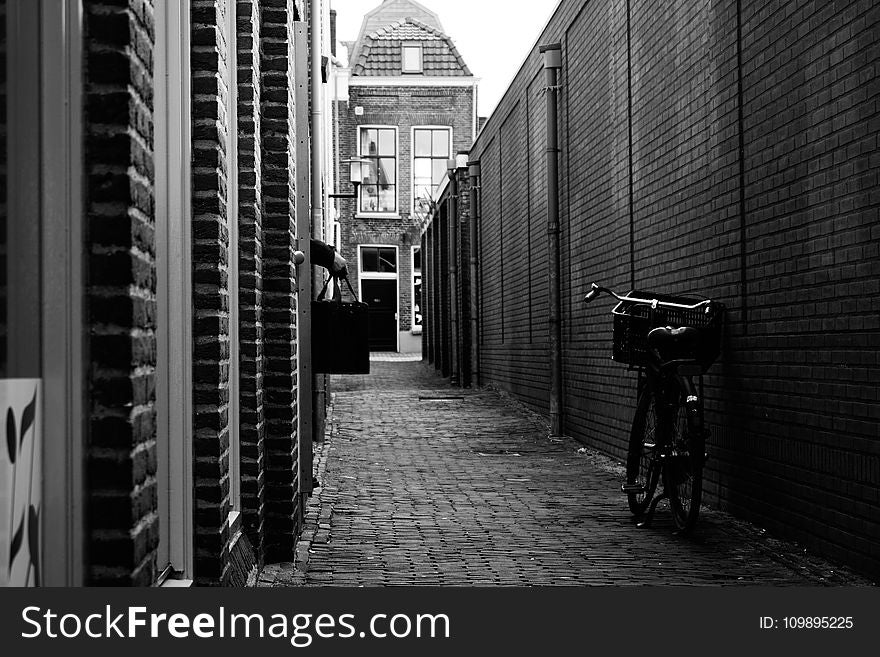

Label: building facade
[423,0,880,579]
[333,0,477,353]
[0,0,337,586]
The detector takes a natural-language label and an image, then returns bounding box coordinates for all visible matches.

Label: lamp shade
[348,158,364,184]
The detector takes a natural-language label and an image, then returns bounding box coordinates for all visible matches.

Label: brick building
[332,0,477,353]
[423,0,880,579]
[0,0,337,586]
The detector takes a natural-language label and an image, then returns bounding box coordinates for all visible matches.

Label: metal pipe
[541,42,563,437]
[310,0,324,241]
[447,162,460,385]
[468,160,480,388]
[310,1,326,446]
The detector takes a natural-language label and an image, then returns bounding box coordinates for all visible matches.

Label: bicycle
[583,283,725,533]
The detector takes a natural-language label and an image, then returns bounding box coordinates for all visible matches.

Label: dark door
[362,279,397,351]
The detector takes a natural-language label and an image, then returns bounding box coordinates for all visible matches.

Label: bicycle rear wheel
[626,389,662,516]
[666,387,704,533]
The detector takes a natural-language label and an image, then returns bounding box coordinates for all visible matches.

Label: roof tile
[352,17,472,77]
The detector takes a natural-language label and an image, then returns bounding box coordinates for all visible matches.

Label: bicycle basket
[611,290,725,370]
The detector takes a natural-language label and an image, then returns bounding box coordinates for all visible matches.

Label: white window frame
[411,246,422,334]
[401,42,423,73]
[356,125,399,218]
[154,0,194,583]
[223,0,241,527]
[358,245,400,352]
[410,125,452,216]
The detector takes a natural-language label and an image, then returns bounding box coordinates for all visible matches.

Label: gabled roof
[349,0,444,68]
[353,18,472,77]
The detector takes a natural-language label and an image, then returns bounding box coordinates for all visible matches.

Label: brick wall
[335,84,474,336]
[454,169,472,385]
[190,0,238,586]
[260,0,301,561]
[464,0,879,578]
[236,0,265,563]
[83,0,158,586]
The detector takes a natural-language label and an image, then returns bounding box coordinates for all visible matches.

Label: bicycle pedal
[621,483,645,494]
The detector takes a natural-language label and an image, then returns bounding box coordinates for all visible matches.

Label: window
[360,246,398,274]
[412,247,422,333]
[413,127,451,215]
[359,127,397,214]
[402,43,422,73]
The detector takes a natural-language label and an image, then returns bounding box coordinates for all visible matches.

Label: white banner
[0,380,42,587]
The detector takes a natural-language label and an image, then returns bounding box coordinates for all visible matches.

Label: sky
[329,0,562,118]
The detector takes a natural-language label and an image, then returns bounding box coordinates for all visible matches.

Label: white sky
[329,0,562,118]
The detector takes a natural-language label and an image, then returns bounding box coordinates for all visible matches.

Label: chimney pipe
[330,9,337,57]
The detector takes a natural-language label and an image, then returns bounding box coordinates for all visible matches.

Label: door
[362,279,397,351]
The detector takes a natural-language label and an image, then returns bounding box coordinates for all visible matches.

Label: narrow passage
[262,361,868,586]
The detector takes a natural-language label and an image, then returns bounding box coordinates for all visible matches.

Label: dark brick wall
[424,168,474,382]
[191,0,236,586]
[463,0,879,578]
[236,0,265,566]
[260,0,301,561]
[83,0,158,586]
[454,169,472,385]
[335,84,475,337]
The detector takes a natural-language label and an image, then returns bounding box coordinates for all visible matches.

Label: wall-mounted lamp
[447,158,457,179]
[329,157,369,198]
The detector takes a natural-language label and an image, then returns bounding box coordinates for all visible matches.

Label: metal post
[541,42,563,437]
[468,160,480,388]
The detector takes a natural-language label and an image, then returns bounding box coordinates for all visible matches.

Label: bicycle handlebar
[583,282,713,312]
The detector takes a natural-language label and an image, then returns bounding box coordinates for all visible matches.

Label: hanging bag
[312,275,370,374]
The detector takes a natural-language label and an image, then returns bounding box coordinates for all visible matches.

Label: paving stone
[260,361,875,587]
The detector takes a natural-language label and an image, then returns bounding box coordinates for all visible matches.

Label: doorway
[362,279,398,351]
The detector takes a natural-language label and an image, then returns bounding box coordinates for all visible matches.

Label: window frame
[357,125,399,217]
[411,125,453,216]
[358,244,400,353]
[401,42,423,73]
[154,0,195,583]
[223,0,241,529]
[358,245,399,278]
[411,246,422,334]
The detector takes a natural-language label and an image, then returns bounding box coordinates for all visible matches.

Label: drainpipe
[468,160,480,387]
[447,160,460,386]
[310,0,326,442]
[310,0,324,243]
[541,42,563,437]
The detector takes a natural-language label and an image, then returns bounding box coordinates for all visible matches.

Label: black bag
[312,276,370,374]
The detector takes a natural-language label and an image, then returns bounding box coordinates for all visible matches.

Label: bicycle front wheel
[626,389,662,516]
[666,386,704,533]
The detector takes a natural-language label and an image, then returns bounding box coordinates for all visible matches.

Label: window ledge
[355,213,401,220]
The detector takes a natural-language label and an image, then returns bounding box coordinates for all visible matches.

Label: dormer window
[402,43,423,73]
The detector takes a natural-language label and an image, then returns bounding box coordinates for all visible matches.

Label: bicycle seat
[647,326,700,361]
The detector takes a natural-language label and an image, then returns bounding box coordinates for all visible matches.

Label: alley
[262,361,871,587]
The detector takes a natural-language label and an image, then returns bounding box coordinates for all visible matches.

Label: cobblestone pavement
[261,361,874,587]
